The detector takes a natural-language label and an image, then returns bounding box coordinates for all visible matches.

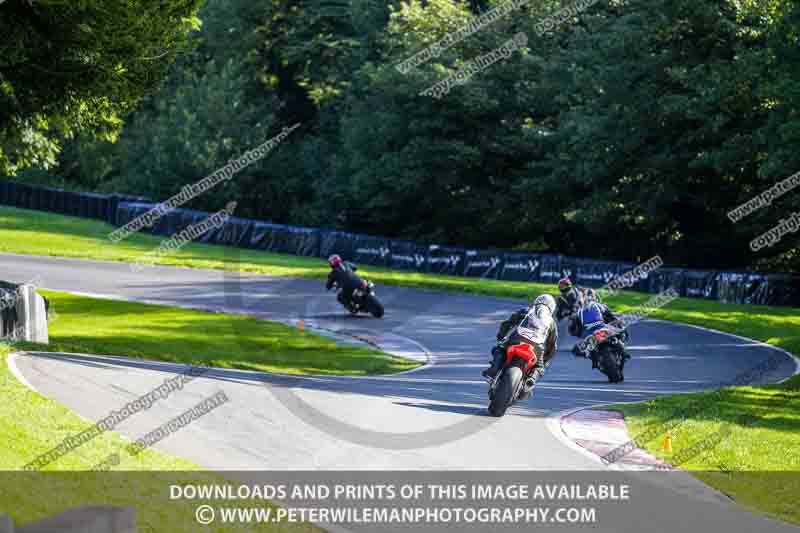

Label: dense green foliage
[0,0,203,176]
[10,0,800,270]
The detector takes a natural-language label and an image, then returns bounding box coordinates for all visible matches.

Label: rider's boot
[519,368,544,400]
[619,350,630,382]
[482,346,505,379]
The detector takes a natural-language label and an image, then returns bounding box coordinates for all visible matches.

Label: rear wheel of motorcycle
[488,367,522,417]
[365,294,384,318]
[599,347,622,383]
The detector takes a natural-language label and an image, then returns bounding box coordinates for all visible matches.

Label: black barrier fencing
[112,200,800,306]
[388,240,428,271]
[500,253,542,282]
[0,180,148,226]
[2,179,800,306]
[349,234,391,267]
[427,244,465,276]
[461,249,502,278]
[319,230,355,260]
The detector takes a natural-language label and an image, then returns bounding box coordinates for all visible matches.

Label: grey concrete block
[14,285,48,344]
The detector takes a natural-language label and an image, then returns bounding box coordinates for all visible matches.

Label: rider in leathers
[571,289,631,365]
[482,295,559,398]
[570,289,621,338]
[325,254,365,306]
[555,277,583,321]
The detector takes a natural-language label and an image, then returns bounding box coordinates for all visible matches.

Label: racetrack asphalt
[3,251,796,473]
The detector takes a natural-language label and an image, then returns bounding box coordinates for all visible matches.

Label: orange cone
[663,431,673,453]
[298,319,305,332]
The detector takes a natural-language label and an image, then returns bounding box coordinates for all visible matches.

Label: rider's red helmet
[558,277,572,291]
[328,254,343,268]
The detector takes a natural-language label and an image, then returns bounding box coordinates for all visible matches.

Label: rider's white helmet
[583,288,597,304]
[533,294,556,315]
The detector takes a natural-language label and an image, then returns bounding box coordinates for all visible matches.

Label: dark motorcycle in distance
[575,322,630,383]
[330,280,385,318]
[486,343,538,417]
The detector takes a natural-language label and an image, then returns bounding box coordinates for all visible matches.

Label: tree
[521,0,800,267]
[0,0,202,175]
[30,0,800,270]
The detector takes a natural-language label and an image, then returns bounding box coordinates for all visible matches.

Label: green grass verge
[600,283,800,526]
[601,296,800,526]
[28,290,418,376]
[2,288,407,528]
[607,378,800,525]
[0,344,317,532]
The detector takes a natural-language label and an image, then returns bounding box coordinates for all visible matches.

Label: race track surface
[3,252,797,473]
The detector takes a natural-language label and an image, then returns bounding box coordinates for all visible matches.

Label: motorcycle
[486,343,538,417]
[576,323,630,383]
[330,280,385,318]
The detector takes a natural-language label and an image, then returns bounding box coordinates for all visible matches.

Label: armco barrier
[2,179,799,306]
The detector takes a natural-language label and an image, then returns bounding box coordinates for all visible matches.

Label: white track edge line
[646,318,800,382]
[7,351,40,394]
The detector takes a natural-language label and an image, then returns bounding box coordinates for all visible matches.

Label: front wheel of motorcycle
[365,294,384,318]
[488,366,522,417]
[599,346,622,383]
